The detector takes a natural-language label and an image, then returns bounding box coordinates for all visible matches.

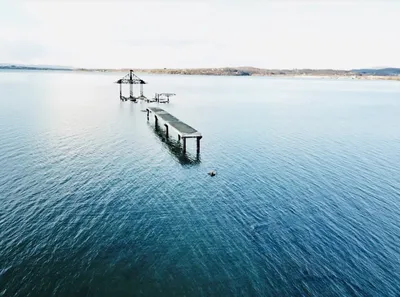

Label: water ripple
[1,72,400,296]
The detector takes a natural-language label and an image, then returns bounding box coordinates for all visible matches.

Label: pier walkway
[146,107,202,153]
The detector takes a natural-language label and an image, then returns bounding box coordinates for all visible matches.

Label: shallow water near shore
[0,70,400,297]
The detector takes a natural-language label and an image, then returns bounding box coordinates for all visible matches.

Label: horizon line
[1,63,399,71]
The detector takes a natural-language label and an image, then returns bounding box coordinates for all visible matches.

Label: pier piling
[196,137,201,154]
[129,70,134,99]
[183,138,187,153]
[164,124,169,138]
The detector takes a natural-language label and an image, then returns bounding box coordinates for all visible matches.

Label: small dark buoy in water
[208,170,216,176]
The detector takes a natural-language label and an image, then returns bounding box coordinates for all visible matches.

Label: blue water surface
[0,71,399,297]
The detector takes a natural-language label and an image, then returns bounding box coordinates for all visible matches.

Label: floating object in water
[208,170,216,176]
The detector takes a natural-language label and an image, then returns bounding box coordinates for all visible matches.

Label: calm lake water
[0,71,399,297]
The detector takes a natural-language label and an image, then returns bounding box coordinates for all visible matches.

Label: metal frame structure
[153,93,176,103]
[115,70,147,102]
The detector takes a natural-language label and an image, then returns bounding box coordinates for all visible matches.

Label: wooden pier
[146,107,202,154]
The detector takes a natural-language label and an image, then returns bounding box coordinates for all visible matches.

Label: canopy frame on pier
[115,70,147,101]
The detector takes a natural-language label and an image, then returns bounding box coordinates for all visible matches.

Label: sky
[0,0,399,70]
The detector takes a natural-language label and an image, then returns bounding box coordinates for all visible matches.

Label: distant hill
[120,67,354,77]
[352,68,400,76]
[1,63,400,79]
[0,63,73,71]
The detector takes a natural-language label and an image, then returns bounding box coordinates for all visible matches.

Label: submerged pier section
[146,107,202,154]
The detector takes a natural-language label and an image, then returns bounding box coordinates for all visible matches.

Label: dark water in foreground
[0,71,399,297]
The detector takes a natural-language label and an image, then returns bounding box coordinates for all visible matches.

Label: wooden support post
[130,83,133,99]
[178,135,181,141]
[155,115,158,126]
[182,138,186,154]
[164,124,169,138]
[196,137,201,154]
[147,109,149,120]
[129,70,134,99]
[140,83,144,97]
[119,83,122,99]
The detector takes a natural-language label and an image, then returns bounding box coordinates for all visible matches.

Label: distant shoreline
[1,66,400,81]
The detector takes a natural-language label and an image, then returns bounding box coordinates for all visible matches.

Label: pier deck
[147,107,202,153]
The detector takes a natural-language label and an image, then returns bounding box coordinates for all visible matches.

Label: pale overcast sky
[0,0,399,69]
